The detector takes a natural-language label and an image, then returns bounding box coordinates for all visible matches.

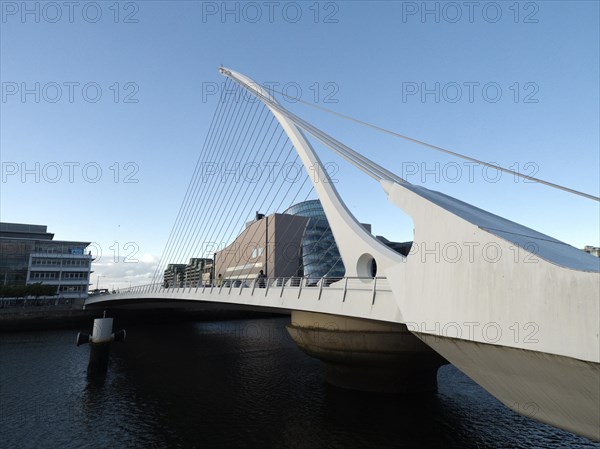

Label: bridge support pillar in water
[287,311,447,393]
[77,316,126,377]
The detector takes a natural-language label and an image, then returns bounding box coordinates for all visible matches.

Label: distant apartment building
[163,258,214,287]
[163,263,187,287]
[583,246,600,257]
[184,258,213,286]
[0,222,92,299]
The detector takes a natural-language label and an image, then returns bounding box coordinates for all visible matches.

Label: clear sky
[1,1,598,289]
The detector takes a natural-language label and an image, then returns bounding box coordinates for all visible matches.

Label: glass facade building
[0,222,92,298]
[284,200,345,283]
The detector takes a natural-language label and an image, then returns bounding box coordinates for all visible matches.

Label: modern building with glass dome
[213,199,410,284]
[283,200,346,284]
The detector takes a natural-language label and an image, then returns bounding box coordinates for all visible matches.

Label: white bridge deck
[85,277,403,324]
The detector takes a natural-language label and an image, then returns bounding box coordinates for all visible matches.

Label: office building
[0,222,92,299]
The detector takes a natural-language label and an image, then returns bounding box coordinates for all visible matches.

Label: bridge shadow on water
[78,315,595,449]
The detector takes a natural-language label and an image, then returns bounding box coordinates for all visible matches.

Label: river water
[1,316,598,449]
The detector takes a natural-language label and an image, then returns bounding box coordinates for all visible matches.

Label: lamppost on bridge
[96,275,103,291]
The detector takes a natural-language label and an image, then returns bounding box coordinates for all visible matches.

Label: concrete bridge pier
[287,311,447,393]
[76,315,126,377]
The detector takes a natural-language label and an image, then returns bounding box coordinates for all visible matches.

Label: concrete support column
[287,311,447,393]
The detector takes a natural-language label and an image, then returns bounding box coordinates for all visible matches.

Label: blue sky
[1,1,598,288]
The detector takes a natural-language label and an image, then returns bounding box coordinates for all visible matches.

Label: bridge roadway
[85,277,402,323]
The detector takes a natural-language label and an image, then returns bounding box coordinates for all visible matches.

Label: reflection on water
[1,317,597,449]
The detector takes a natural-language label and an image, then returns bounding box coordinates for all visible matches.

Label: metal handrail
[89,277,391,303]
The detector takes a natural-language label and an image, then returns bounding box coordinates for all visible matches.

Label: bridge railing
[105,276,390,304]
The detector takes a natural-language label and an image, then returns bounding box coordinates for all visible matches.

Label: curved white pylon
[222,67,599,440]
[219,67,404,277]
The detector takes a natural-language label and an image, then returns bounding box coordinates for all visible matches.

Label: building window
[31,272,58,279]
[61,272,88,280]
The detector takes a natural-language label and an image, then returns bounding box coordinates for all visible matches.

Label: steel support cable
[155,78,239,279]
[227,142,300,281]
[151,92,225,280]
[201,124,288,283]
[262,158,313,251]
[216,131,291,270]
[193,105,275,263]
[152,80,231,281]
[233,136,296,237]
[251,91,393,182]
[208,121,288,262]
[187,109,275,264]
[196,102,274,260]
[168,85,253,270]
[240,174,314,285]
[218,106,370,282]
[178,97,266,265]
[215,121,284,248]
[179,90,257,259]
[267,86,600,202]
[196,119,282,264]
[158,83,247,282]
[220,74,414,284]
[157,78,237,274]
[228,140,298,262]
[221,99,383,283]
[227,132,290,240]
[157,83,245,280]
[238,159,312,284]
[242,152,311,280]
[265,98,405,184]
[272,131,394,272]
[214,137,292,284]
[177,99,266,269]
[246,177,314,280]
[221,72,395,183]
[225,78,406,184]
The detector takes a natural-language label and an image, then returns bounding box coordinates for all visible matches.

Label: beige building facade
[214,213,308,281]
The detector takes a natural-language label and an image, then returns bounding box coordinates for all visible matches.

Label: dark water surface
[1,317,598,449]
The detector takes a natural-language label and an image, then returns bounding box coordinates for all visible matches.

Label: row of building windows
[63,259,90,266]
[30,271,88,280]
[33,245,87,255]
[62,272,88,279]
[30,272,58,279]
[32,258,90,267]
[32,258,61,265]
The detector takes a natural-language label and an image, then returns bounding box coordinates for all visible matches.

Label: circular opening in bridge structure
[356,253,377,279]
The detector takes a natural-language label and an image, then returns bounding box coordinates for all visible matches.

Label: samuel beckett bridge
[86,68,600,441]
